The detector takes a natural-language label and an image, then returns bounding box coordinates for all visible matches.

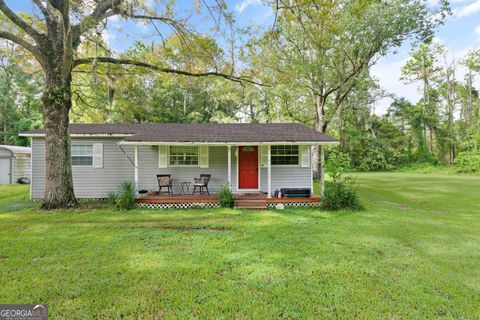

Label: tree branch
[0,30,45,65]
[73,57,263,86]
[125,13,190,45]
[0,0,44,42]
[32,0,51,20]
[71,0,122,43]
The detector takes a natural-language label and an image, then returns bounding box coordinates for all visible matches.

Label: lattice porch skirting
[137,202,220,209]
[267,201,321,208]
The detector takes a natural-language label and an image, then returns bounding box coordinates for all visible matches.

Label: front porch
[123,143,330,197]
[136,192,322,209]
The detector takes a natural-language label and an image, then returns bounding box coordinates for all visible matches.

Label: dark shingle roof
[22,123,336,143]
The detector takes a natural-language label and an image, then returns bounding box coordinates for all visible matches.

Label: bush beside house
[217,185,234,208]
[322,151,362,211]
[108,181,137,210]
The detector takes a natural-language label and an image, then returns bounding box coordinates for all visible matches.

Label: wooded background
[1,0,479,206]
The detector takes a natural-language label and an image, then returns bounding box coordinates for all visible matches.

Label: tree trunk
[429,127,433,153]
[423,68,429,151]
[449,143,455,165]
[423,125,427,148]
[1,124,5,145]
[312,145,320,179]
[41,66,76,209]
[466,72,472,125]
[312,93,327,179]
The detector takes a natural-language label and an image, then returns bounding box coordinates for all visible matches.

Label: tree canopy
[4,0,480,208]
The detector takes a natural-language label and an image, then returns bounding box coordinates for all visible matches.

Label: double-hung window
[271,145,299,165]
[72,145,93,166]
[169,146,199,166]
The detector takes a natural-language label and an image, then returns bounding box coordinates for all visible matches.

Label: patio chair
[192,174,211,195]
[157,174,173,195]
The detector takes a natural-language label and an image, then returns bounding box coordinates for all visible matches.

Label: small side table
[180,181,191,195]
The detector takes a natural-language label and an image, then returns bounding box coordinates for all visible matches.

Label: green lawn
[0,173,479,319]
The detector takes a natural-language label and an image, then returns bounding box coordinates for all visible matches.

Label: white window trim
[271,145,300,167]
[71,144,94,167]
[168,145,200,167]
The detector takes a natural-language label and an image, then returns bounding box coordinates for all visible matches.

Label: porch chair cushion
[157,175,171,187]
[192,174,211,195]
[156,174,173,195]
[194,174,211,186]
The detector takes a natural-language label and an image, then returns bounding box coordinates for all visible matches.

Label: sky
[6,0,480,115]
[370,0,480,114]
[230,0,480,114]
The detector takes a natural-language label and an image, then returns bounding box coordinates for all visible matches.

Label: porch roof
[21,123,337,144]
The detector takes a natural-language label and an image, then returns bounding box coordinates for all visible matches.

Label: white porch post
[134,145,139,193]
[320,145,325,197]
[310,145,314,195]
[227,145,232,190]
[267,144,272,198]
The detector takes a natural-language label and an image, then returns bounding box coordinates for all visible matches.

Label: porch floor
[136,192,321,205]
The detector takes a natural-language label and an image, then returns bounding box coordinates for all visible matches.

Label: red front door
[238,146,258,189]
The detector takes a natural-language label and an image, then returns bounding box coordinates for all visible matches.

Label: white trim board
[22,135,339,145]
[118,141,339,146]
[20,133,133,138]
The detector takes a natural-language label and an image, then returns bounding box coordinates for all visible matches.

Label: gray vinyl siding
[31,138,134,199]
[138,145,230,193]
[31,139,43,197]
[0,149,31,184]
[268,166,311,191]
[0,150,11,184]
[139,145,310,194]
[12,154,31,181]
[31,139,312,199]
[230,146,311,193]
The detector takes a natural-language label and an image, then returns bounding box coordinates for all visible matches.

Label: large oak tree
[0,0,251,208]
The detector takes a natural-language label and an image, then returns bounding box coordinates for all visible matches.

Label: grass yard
[0,173,479,319]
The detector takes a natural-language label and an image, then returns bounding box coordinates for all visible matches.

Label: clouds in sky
[475,25,480,39]
[453,0,480,18]
[101,29,116,45]
[371,57,418,115]
[235,0,262,13]
[372,43,479,115]
[371,0,480,114]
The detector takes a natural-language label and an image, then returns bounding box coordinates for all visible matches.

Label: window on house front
[72,145,93,166]
[169,146,199,166]
[271,145,299,165]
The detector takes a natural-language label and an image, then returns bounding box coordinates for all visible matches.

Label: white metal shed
[0,145,31,184]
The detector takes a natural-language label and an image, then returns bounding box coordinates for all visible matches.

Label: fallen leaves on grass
[155,309,165,319]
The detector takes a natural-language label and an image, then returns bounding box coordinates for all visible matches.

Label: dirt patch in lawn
[380,200,410,210]
[125,223,232,232]
[367,194,451,214]
[367,194,410,210]
[160,225,232,232]
[75,203,109,210]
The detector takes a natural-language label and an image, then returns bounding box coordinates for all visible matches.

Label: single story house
[21,123,337,208]
[0,145,32,184]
